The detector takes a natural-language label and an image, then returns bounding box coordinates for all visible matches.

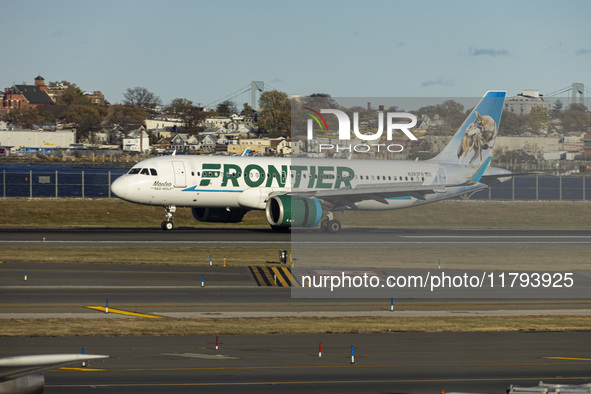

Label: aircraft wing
[285,181,451,210]
[291,156,495,208]
[313,182,447,206]
[0,354,108,382]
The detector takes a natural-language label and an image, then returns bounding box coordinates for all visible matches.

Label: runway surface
[2,332,591,393]
[2,227,591,393]
[2,227,591,247]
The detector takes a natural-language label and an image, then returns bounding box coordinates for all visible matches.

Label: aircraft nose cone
[111,176,128,198]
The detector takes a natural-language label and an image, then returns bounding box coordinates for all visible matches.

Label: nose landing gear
[161,205,176,231]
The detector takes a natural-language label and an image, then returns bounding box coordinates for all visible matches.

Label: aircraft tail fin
[433,90,506,166]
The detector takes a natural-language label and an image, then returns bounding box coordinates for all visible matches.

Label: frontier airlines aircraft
[111,91,510,233]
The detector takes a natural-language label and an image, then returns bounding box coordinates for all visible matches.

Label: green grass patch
[2,245,589,270]
[1,316,590,337]
[0,247,287,266]
[1,199,591,229]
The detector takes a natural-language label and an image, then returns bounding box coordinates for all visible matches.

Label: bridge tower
[571,82,585,105]
[251,81,264,110]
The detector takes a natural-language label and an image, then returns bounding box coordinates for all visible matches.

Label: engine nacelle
[192,207,248,223]
[265,195,323,228]
[0,374,44,394]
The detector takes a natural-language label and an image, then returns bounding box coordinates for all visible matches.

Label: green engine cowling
[192,207,248,223]
[265,195,323,228]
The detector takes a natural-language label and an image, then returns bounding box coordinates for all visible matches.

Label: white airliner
[111,91,511,232]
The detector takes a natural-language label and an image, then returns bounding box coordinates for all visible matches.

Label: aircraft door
[436,166,447,184]
[172,161,187,188]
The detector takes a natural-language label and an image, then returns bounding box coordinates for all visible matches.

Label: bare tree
[122,87,162,116]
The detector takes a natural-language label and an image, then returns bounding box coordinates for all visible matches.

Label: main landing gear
[161,205,176,231]
[320,212,341,233]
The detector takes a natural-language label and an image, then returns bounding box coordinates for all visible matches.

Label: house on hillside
[170,133,190,152]
[1,75,54,112]
[122,127,150,153]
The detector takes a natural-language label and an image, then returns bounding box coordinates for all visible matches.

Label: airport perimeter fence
[1,169,127,198]
[1,168,591,200]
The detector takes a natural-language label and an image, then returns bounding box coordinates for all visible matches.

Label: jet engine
[0,374,44,394]
[265,195,322,228]
[191,207,248,223]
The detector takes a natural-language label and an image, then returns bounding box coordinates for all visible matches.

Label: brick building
[1,75,54,112]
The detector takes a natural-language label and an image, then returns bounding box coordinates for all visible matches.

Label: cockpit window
[129,167,157,175]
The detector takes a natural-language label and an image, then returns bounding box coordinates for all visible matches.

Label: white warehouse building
[0,130,75,150]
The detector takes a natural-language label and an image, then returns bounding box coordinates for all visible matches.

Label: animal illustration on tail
[457,111,498,164]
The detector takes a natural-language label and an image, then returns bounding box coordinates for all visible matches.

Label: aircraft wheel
[161,221,174,231]
[327,220,341,233]
[320,219,330,233]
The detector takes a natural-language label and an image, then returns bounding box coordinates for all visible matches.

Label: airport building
[0,129,75,152]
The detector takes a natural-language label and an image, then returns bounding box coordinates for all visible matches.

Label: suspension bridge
[206,81,589,112]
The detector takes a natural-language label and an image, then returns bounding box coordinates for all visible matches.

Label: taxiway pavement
[2,227,591,247]
[2,332,591,393]
[1,261,590,318]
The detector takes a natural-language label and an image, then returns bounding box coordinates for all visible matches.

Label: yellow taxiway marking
[4,300,591,309]
[249,266,297,287]
[53,360,591,373]
[543,357,591,361]
[85,306,164,319]
[282,266,299,287]
[270,267,289,287]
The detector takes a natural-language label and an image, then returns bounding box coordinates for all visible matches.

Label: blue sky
[1,0,589,108]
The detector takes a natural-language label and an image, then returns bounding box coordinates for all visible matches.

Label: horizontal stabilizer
[471,157,492,182]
